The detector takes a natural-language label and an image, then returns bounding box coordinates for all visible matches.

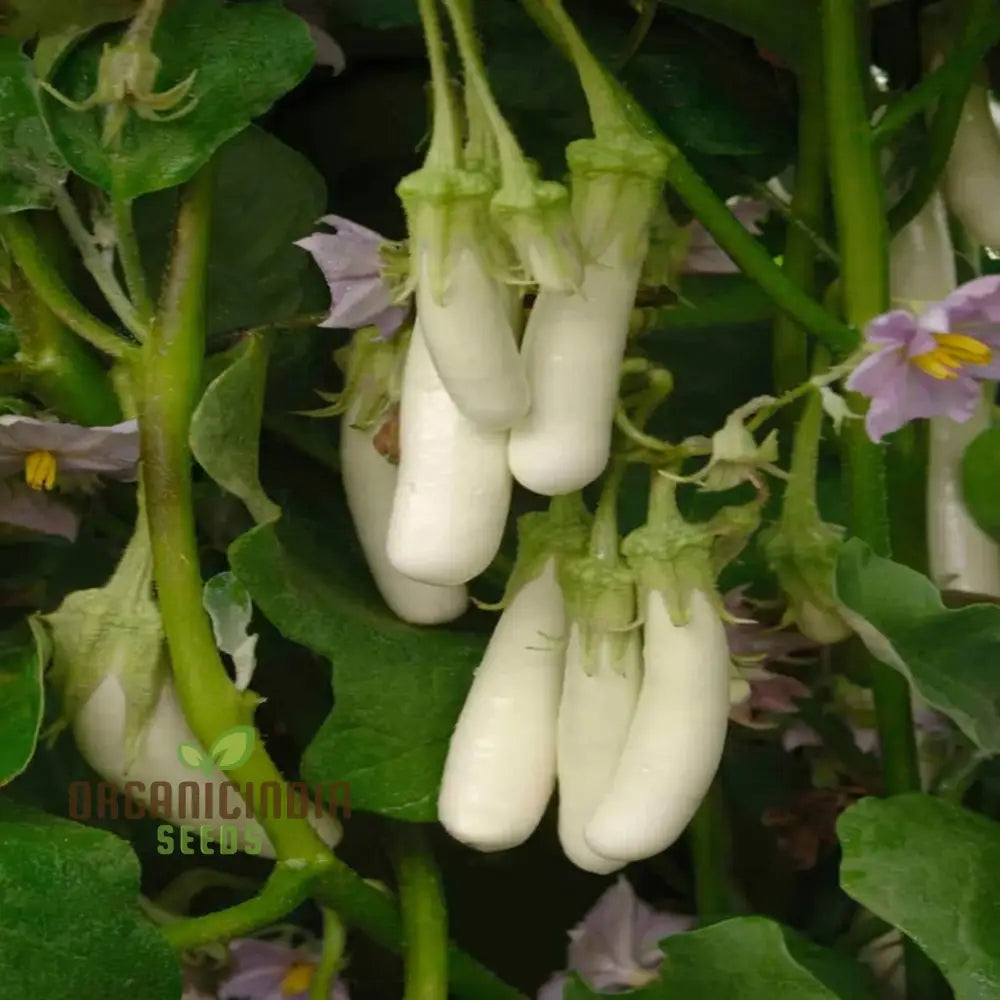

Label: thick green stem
[773,57,826,393]
[0,213,131,359]
[162,866,315,950]
[591,460,625,565]
[2,266,120,424]
[823,0,919,793]
[887,0,999,233]
[392,825,450,1000]
[136,164,329,864]
[112,189,155,325]
[310,908,347,1000]
[688,776,731,923]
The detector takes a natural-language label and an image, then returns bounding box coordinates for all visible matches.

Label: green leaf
[229,514,486,821]
[177,742,206,770]
[962,422,1000,543]
[839,794,1000,1000]
[190,329,281,526]
[7,0,138,41]
[0,38,69,212]
[0,621,47,786]
[203,571,258,691]
[834,538,1000,754]
[42,0,315,198]
[209,725,256,771]
[0,799,181,1000]
[565,916,879,1000]
[135,125,328,336]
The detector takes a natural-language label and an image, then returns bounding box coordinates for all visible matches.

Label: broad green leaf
[7,0,137,40]
[230,514,486,820]
[177,742,206,770]
[190,330,281,526]
[135,126,328,336]
[0,621,47,785]
[0,38,68,211]
[834,538,1000,754]
[839,794,1000,1000]
[962,422,1000,543]
[0,799,181,999]
[42,0,314,198]
[209,725,256,771]
[565,916,879,1000]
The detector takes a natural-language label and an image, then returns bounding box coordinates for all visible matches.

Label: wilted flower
[295,215,408,339]
[845,275,1000,441]
[682,199,769,274]
[537,878,694,1000]
[220,939,349,1000]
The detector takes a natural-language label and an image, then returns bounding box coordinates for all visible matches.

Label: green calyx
[489,494,592,610]
[491,174,583,292]
[759,514,851,645]
[36,501,168,767]
[566,137,670,262]
[396,167,509,303]
[304,325,408,426]
[558,553,637,673]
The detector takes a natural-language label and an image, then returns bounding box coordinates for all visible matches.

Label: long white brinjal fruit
[584,478,731,862]
[943,81,1000,248]
[889,191,1000,597]
[556,550,641,874]
[387,321,512,586]
[438,499,590,851]
[341,399,468,624]
[508,138,669,495]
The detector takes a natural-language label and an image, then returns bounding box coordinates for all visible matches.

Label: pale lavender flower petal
[782,724,823,752]
[0,416,139,478]
[941,274,1000,323]
[565,878,692,992]
[221,939,347,1000]
[295,216,407,339]
[723,587,819,663]
[864,311,922,347]
[0,481,78,539]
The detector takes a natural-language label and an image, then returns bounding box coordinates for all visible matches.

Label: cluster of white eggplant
[339,0,669,624]
[436,477,736,872]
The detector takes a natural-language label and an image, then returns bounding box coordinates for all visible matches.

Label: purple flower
[845,275,1000,441]
[295,215,408,339]
[723,586,820,664]
[220,939,349,1000]
[0,416,139,488]
[537,878,694,1000]
[682,200,769,274]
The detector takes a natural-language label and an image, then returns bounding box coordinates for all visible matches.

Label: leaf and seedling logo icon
[177,725,255,775]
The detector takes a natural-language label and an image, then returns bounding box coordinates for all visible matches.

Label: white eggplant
[340,406,468,624]
[585,589,730,862]
[557,625,641,874]
[889,191,1000,597]
[508,240,641,495]
[928,389,1000,596]
[73,675,342,859]
[437,559,566,851]
[386,322,512,586]
[417,249,530,430]
[943,83,1000,247]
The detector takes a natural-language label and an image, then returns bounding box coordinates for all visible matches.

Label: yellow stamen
[24,450,57,491]
[912,333,992,380]
[280,962,316,996]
